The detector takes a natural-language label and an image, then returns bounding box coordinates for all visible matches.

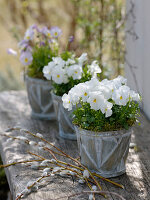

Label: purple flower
[40,26,49,36]
[24,27,34,41]
[20,51,33,66]
[68,35,74,43]
[18,39,29,49]
[50,26,62,38]
[7,48,17,56]
[40,41,45,46]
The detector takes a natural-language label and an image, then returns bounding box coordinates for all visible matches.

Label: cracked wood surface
[0,91,150,200]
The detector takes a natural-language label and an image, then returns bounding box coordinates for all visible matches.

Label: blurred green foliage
[28,45,56,79]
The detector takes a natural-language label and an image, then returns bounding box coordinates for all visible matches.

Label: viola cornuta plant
[19,25,63,79]
[62,76,141,132]
[9,24,66,79]
[43,53,102,96]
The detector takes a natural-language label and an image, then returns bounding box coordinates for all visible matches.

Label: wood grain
[0,91,150,200]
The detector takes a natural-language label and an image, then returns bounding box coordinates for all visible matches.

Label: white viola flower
[88,60,102,77]
[94,84,112,100]
[100,101,113,118]
[75,83,89,102]
[62,74,69,84]
[52,66,66,84]
[52,57,65,67]
[66,58,76,66]
[130,90,141,102]
[113,75,127,88]
[85,78,100,92]
[24,27,34,41]
[68,85,80,105]
[62,94,73,111]
[78,53,87,64]
[43,65,51,80]
[67,64,83,80]
[112,85,130,106]
[87,92,105,111]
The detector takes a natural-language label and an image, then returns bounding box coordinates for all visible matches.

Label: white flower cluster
[62,76,140,117]
[43,53,101,84]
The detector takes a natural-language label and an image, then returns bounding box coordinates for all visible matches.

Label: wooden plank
[0,91,150,200]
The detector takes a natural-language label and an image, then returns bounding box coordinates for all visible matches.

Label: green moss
[73,101,140,132]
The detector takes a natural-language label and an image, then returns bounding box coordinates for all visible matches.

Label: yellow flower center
[25,58,28,63]
[54,32,58,36]
[68,100,70,103]
[105,108,108,112]
[75,71,78,74]
[57,74,60,78]
[84,92,87,96]
[112,89,114,92]
[93,99,97,103]
[120,96,123,100]
[26,36,30,40]
[47,33,51,37]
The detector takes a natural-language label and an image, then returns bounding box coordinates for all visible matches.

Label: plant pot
[25,75,56,120]
[51,92,76,140]
[75,126,132,178]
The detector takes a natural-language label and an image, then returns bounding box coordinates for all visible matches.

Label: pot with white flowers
[62,76,141,177]
[9,24,63,120]
[43,53,102,140]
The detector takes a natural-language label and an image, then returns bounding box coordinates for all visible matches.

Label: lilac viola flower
[40,26,49,36]
[31,24,40,32]
[50,26,62,38]
[24,27,34,41]
[7,48,17,56]
[20,51,33,66]
[40,41,45,46]
[18,39,29,50]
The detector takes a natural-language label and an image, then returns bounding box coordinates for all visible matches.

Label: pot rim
[25,74,51,85]
[51,91,62,101]
[74,125,133,137]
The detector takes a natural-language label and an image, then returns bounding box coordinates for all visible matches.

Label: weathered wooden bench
[0,91,150,200]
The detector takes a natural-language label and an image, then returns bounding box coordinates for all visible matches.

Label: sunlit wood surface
[0,91,150,200]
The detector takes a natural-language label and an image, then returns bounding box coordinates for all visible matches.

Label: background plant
[0,0,126,92]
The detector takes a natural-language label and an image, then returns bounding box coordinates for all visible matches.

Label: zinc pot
[51,92,76,140]
[25,75,56,120]
[75,126,132,178]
